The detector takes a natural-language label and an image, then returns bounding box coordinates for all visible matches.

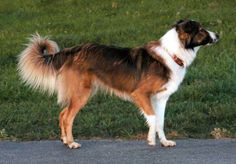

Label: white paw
[68,142,81,149]
[160,139,176,147]
[148,140,156,146]
[147,136,156,146]
[61,136,67,144]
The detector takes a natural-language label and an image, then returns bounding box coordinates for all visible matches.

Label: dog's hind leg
[131,92,156,146]
[64,87,91,149]
[59,107,68,144]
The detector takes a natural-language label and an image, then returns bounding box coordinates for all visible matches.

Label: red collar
[163,47,184,67]
[147,43,185,67]
[173,55,184,67]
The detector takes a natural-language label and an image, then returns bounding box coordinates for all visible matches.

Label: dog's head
[174,19,219,49]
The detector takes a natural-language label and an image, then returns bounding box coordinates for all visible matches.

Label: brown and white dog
[18,20,219,149]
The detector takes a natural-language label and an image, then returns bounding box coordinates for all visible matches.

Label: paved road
[0,139,235,164]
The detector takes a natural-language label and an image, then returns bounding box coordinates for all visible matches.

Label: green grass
[0,0,235,140]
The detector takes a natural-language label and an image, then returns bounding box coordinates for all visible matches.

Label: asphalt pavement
[0,139,235,164]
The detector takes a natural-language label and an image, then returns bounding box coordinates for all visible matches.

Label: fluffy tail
[17,34,60,95]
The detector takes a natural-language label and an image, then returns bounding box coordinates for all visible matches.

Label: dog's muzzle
[208,31,220,43]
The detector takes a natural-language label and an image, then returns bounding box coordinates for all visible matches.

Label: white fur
[18,34,59,95]
[158,28,197,67]
[151,96,176,147]
[207,30,218,43]
[154,46,186,99]
[144,115,156,145]
[144,28,216,146]
[153,28,197,99]
[149,28,200,146]
[151,97,168,141]
[68,142,81,149]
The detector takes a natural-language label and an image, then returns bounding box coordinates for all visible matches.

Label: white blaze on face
[207,30,219,43]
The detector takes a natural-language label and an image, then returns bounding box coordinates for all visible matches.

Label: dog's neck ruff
[158,28,198,68]
[158,46,184,67]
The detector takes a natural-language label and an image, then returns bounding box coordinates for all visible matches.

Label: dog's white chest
[157,67,186,99]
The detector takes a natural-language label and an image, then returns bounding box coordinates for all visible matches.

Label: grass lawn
[0,0,235,140]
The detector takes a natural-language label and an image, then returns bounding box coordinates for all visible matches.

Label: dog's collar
[162,47,184,67]
[147,43,185,68]
[172,55,184,67]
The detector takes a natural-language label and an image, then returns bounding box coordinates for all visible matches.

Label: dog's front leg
[131,92,156,146]
[144,115,156,146]
[152,96,176,147]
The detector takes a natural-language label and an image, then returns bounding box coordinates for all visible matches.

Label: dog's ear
[176,19,185,24]
[174,19,199,34]
[182,21,195,33]
[173,19,185,28]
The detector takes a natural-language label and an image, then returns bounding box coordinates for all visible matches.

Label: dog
[18,19,219,149]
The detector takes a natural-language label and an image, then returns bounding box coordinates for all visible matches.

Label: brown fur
[18,35,171,147]
[49,43,170,145]
[18,19,219,148]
